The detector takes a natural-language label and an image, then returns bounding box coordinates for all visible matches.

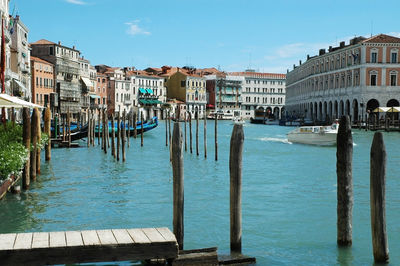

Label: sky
[10,0,400,73]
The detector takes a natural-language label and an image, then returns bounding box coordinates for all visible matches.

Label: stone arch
[318,102,323,121]
[273,107,280,119]
[352,99,359,122]
[323,101,328,122]
[387,99,399,107]
[345,99,351,118]
[334,101,338,119]
[366,99,379,112]
[328,101,333,121]
[339,100,344,117]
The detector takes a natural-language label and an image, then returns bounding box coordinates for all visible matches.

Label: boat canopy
[0,93,43,109]
[373,106,400,112]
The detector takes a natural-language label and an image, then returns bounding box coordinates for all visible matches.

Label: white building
[230,71,286,119]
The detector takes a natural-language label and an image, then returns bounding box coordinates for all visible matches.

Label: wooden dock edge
[0,173,21,200]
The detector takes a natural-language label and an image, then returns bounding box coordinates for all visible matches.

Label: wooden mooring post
[111,114,115,158]
[168,111,171,146]
[127,112,131,148]
[44,107,51,161]
[87,111,91,147]
[184,112,187,152]
[166,111,168,147]
[22,108,30,189]
[215,112,218,161]
[117,112,120,161]
[133,112,137,139]
[97,109,101,145]
[172,122,184,250]
[67,108,71,147]
[189,112,192,154]
[229,124,244,253]
[196,111,199,156]
[370,132,389,263]
[36,111,41,174]
[30,108,39,182]
[141,111,144,147]
[336,116,353,246]
[122,110,126,162]
[103,109,107,154]
[204,113,207,158]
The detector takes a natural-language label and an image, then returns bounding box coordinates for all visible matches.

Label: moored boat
[287,120,339,146]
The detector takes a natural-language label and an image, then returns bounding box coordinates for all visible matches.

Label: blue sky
[12,0,400,73]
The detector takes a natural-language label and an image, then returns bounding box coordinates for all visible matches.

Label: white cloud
[65,0,87,5]
[125,21,151,36]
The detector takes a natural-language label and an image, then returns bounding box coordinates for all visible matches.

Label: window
[49,47,54,55]
[370,74,377,86]
[181,80,186,87]
[390,72,397,86]
[391,52,397,63]
[371,52,377,63]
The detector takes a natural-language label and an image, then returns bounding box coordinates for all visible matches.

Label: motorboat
[232,116,245,125]
[287,121,339,146]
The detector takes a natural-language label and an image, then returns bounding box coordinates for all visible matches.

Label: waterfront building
[205,73,243,117]
[96,72,108,109]
[9,15,30,100]
[165,67,207,119]
[31,40,81,115]
[0,1,14,95]
[78,56,95,114]
[230,70,286,120]
[286,34,400,123]
[30,56,54,107]
[127,69,165,119]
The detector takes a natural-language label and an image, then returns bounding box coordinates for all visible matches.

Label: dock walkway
[0,227,178,266]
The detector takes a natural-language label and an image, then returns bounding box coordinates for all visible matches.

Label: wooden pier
[0,227,178,265]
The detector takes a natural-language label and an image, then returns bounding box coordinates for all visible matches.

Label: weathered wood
[196,111,199,156]
[62,115,66,142]
[0,228,178,266]
[87,111,91,148]
[215,112,218,161]
[166,111,169,147]
[103,109,107,154]
[122,110,126,162]
[36,109,42,174]
[204,113,207,158]
[133,112,137,138]
[173,247,218,266]
[127,113,131,148]
[189,112,193,154]
[172,122,184,250]
[184,112,187,152]
[30,108,39,181]
[370,132,389,263]
[97,109,101,145]
[22,108,30,189]
[168,111,171,146]
[157,227,177,242]
[117,112,120,161]
[336,116,353,246]
[141,111,144,147]
[44,107,51,161]
[230,124,244,253]
[111,114,115,158]
[67,108,71,147]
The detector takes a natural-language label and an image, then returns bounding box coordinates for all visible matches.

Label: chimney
[299,60,302,65]
[58,41,61,45]
[73,45,76,50]
[319,49,325,56]
[307,54,310,60]
[340,41,345,48]
[328,46,332,52]
[293,64,296,69]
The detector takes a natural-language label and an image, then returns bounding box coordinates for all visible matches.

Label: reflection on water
[1,122,400,265]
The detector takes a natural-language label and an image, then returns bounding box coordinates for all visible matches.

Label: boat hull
[287,132,337,146]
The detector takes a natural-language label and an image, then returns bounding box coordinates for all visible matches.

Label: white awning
[81,77,93,88]
[0,93,43,109]
[14,79,28,93]
[89,94,100,99]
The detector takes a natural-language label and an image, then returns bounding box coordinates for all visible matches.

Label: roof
[363,34,400,44]
[30,39,56,45]
[30,56,54,66]
[167,99,185,104]
[229,72,286,79]
[126,70,163,79]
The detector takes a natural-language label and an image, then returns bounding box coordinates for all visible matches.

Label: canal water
[1,121,400,265]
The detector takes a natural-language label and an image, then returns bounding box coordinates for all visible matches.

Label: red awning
[206,104,214,108]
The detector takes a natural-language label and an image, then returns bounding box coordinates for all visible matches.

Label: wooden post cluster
[22,108,30,189]
[30,108,39,182]
[229,124,244,253]
[203,113,207,158]
[370,132,389,263]
[336,116,353,246]
[44,107,51,161]
[172,122,184,250]
[122,110,126,162]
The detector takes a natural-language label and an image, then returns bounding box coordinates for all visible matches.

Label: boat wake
[259,137,292,144]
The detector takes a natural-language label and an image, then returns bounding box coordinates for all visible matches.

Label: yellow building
[166,69,206,118]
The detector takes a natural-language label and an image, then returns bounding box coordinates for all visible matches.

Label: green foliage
[0,122,29,181]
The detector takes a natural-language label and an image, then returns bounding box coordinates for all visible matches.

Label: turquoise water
[1,121,400,265]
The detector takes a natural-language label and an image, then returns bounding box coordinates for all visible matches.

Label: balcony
[20,63,30,74]
[124,99,132,105]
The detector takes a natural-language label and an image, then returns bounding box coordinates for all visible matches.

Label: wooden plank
[142,228,165,243]
[13,233,33,250]
[49,231,66,248]
[96,230,117,245]
[127,228,151,244]
[112,229,134,244]
[157,227,177,242]
[65,231,83,247]
[32,232,49,249]
[81,230,100,246]
[0,233,16,250]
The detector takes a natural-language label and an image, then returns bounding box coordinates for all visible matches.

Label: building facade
[286,34,400,123]
[30,56,54,107]
[31,39,81,115]
[230,71,286,120]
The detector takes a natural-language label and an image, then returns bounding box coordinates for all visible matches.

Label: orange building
[30,56,55,107]
[96,72,108,109]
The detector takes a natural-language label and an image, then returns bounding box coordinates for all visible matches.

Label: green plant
[0,122,29,181]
